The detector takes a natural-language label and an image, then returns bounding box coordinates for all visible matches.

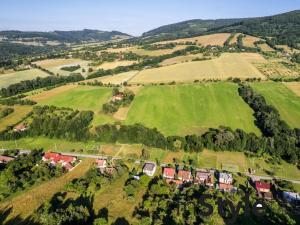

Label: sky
[0,0,299,36]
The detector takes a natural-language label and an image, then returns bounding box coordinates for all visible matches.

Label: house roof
[14,124,27,130]
[96,159,106,166]
[255,181,271,190]
[219,183,233,190]
[43,152,76,164]
[219,172,232,180]
[0,155,14,163]
[178,170,191,180]
[196,171,210,179]
[163,167,175,177]
[143,162,156,171]
[64,163,74,171]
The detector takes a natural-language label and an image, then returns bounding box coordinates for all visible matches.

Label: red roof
[64,163,74,171]
[0,155,14,163]
[96,159,106,167]
[178,170,191,181]
[43,152,76,164]
[255,181,271,190]
[163,167,175,178]
[60,155,76,164]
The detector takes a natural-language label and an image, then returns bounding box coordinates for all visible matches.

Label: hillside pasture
[242,35,261,48]
[0,105,32,132]
[229,33,242,45]
[254,60,299,78]
[258,43,275,52]
[33,58,90,77]
[125,82,260,136]
[130,53,266,83]
[0,69,49,88]
[129,45,187,56]
[276,45,300,54]
[157,33,232,46]
[251,82,300,128]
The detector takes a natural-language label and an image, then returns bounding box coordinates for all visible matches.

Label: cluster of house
[42,152,79,171]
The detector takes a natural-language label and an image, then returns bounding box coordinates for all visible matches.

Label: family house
[177,170,192,183]
[43,152,77,171]
[163,167,175,180]
[112,93,124,102]
[14,123,28,132]
[195,170,214,187]
[96,159,107,173]
[143,162,157,177]
[218,172,233,191]
[0,155,14,164]
[255,181,272,200]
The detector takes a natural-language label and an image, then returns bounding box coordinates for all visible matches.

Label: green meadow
[251,82,300,128]
[125,83,260,136]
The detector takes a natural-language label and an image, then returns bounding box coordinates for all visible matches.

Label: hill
[0,29,132,44]
[142,10,300,48]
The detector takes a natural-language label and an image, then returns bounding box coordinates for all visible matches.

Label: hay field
[242,35,261,48]
[130,53,266,83]
[276,45,300,54]
[254,60,299,78]
[258,43,274,52]
[157,33,231,46]
[159,54,203,66]
[33,58,90,76]
[251,82,300,128]
[86,70,139,85]
[0,69,49,88]
[0,105,32,132]
[284,82,300,96]
[125,83,260,136]
[130,45,187,56]
[229,33,242,45]
[95,60,137,70]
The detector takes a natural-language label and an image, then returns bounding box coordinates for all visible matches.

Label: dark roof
[143,163,156,171]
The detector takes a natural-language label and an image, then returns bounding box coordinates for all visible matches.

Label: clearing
[130,53,266,83]
[125,82,260,136]
[0,69,49,88]
[251,82,300,128]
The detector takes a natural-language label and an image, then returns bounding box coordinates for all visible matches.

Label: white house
[143,162,157,176]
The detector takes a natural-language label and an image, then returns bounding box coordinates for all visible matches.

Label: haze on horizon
[0,0,300,36]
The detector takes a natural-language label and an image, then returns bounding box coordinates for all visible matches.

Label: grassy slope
[125,83,260,136]
[251,82,300,128]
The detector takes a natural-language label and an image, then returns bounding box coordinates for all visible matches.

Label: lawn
[33,85,112,112]
[0,69,49,88]
[0,105,33,132]
[125,83,260,136]
[0,158,94,224]
[130,53,265,83]
[251,82,300,128]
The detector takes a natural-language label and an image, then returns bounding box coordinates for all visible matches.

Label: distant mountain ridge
[0,29,132,43]
[142,10,300,48]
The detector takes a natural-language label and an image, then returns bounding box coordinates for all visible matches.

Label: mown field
[125,82,260,135]
[85,70,139,85]
[0,69,49,88]
[251,82,300,128]
[130,53,266,83]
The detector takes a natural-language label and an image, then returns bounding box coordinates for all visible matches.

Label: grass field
[157,33,232,46]
[0,105,33,132]
[159,53,203,66]
[32,85,112,112]
[130,53,265,84]
[125,83,260,135]
[251,82,300,128]
[95,60,137,70]
[242,35,261,48]
[0,159,94,224]
[284,82,300,96]
[33,58,90,77]
[130,45,186,56]
[0,69,49,88]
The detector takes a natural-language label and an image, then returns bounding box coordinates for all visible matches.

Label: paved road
[1,148,299,183]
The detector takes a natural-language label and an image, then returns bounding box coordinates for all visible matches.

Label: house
[14,123,28,132]
[177,170,192,182]
[255,181,272,200]
[0,155,14,164]
[163,167,175,180]
[283,191,300,203]
[96,159,107,173]
[195,170,214,186]
[112,93,124,102]
[143,162,157,176]
[218,172,233,191]
[43,152,77,171]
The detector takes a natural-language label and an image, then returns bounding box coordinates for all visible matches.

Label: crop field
[284,82,300,96]
[32,85,112,112]
[254,61,299,78]
[86,70,139,85]
[0,69,49,88]
[0,159,94,223]
[130,45,187,56]
[130,53,266,83]
[251,82,300,128]
[33,58,90,76]
[229,33,241,45]
[258,43,274,52]
[242,35,261,48]
[0,105,33,132]
[159,53,204,66]
[95,60,136,70]
[125,82,260,136]
[157,33,232,46]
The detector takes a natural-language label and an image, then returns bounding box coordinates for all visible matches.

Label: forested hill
[142,10,300,48]
[213,10,300,48]
[142,18,244,40]
[0,29,132,43]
